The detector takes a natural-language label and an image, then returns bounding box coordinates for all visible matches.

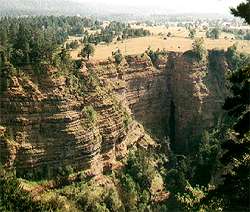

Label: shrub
[81,43,95,59]
[0,168,46,211]
[192,38,208,62]
[82,106,97,126]
[112,49,123,64]
[188,28,196,39]
[206,28,221,39]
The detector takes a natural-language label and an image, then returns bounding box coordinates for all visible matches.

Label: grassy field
[130,25,237,39]
[69,26,250,60]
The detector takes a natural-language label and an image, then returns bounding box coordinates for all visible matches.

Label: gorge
[0,50,228,179]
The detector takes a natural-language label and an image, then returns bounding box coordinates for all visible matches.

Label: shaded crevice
[169,99,176,151]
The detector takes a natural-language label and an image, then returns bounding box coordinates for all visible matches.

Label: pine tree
[209,2,250,209]
[231,0,250,24]
[216,65,250,210]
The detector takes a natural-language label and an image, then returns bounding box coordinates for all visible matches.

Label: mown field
[69,26,250,60]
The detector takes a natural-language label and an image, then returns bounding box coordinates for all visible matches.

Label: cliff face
[0,51,228,178]
[90,55,170,135]
[0,65,155,179]
[166,51,227,151]
[91,52,227,151]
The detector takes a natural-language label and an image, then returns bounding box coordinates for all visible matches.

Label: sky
[73,0,243,14]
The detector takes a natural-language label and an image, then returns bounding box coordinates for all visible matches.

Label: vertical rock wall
[0,50,228,177]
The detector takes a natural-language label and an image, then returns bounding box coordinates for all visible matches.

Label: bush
[0,168,46,211]
[82,106,97,126]
[145,47,167,66]
[192,38,208,62]
[123,148,160,192]
[244,33,250,40]
[188,28,196,39]
[112,49,123,64]
[206,28,221,39]
[81,43,95,59]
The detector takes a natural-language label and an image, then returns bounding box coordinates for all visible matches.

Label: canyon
[0,50,228,179]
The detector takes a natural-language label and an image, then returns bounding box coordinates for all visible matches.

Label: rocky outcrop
[89,55,170,135]
[89,51,228,152]
[0,65,155,179]
[91,52,227,150]
[0,50,228,177]
[166,51,228,151]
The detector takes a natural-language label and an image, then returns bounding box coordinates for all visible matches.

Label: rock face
[91,55,170,135]
[95,51,228,151]
[91,51,227,152]
[0,65,155,179]
[166,51,227,151]
[0,50,228,177]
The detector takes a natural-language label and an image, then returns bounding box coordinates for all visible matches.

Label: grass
[131,25,237,39]
[69,26,250,60]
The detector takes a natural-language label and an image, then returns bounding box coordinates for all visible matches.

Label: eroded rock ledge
[90,51,227,151]
[0,50,228,177]
[0,64,155,179]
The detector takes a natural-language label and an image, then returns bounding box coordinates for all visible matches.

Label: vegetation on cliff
[0,1,249,211]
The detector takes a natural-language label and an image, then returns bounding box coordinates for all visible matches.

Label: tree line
[0,16,100,68]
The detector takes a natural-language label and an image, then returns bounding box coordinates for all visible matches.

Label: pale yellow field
[131,25,187,37]
[131,25,236,39]
[68,26,250,60]
[70,35,250,60]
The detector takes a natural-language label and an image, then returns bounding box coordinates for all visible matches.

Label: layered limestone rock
[0,65,155,179]
[0,50,228,177]
[166,51,228,151]
[89,51,227,152]
[88,55,170,135]
[89,52,227,151]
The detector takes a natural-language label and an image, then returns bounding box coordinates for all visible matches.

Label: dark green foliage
[146,48,158,64]
[0,16,150,73]
[81,21,150,46]
[54,179,125,212]
[0,62,16,94]
[81,43,95,59]
[116,148,165,211]
[192,38,208,62]
[122,26,151,39]
[225,44,250,70]
[124,149,155,188]
[231,0,250,24]
[192,130,221,186]
[244,32,250,40]
[82,106,97,126]
[112,49,123,64]
[166,154,189,193]
[145,48,167,66]
[215,65,250,210]
[0,168,46,212]
[206,28,221,39]
[0,1,249,210]
[188,28,196,39]
[66,40,79,50]
[0,16,100,69]
[222,27,249,40]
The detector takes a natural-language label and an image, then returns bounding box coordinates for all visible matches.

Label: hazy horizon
[73,0,243,15]
[0,0,245,18]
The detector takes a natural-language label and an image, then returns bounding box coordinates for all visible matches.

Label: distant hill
[0,0,232,20]
[0,0,94,16]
